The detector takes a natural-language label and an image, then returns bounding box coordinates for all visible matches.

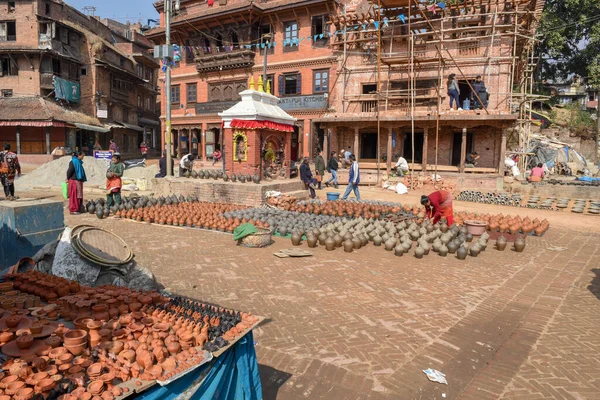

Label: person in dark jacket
[155,150,174,178]
[66,151,87,214]
[299,157,316,199]
[314,150,325,190]
[342,154,360,200]
[325,151,339,188]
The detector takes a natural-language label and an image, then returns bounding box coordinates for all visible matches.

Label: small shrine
[219,77,297,179]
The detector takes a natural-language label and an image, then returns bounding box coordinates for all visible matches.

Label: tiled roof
[0,97,103,126]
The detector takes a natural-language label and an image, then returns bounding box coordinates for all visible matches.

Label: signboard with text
[278,94,327,111]
[94,150,113,160]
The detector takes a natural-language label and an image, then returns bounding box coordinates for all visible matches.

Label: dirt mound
[15,156,108,190]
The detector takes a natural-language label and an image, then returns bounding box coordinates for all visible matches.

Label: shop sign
[278,94,327,111]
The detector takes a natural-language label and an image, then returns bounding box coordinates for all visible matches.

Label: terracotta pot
[63,330,88,346]
[45,334,62,348]
[87,380,105,395]
[16,334,34,350]
[64,343,85,356]
[5,315,22,329]
[0,330,14,343]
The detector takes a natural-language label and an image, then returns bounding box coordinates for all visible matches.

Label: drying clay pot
[513,237,526,252]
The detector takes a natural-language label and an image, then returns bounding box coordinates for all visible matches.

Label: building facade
[314,0,546,175]
[0,0,160,158]
[146,0,337,162]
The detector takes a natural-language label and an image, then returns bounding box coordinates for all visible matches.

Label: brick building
[310,0,547,176]
[0,0,160,159]
[146,0,337,163]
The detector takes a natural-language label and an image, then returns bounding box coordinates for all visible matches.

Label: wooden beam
[460,128,467,173]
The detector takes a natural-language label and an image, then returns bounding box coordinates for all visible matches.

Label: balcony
[195,49,255,74]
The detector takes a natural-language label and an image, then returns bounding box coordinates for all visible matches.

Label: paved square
[65,205,600,400]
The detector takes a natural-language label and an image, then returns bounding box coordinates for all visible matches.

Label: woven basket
[238,227,273,248]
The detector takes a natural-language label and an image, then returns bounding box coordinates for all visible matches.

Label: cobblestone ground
[63,207,600,400]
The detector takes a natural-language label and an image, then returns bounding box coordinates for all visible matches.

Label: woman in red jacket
[421,190,454,226]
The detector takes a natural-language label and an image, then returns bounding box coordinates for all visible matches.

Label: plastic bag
[62,181,69,199]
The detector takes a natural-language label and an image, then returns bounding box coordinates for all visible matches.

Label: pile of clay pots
[87,194,208,220]
[290,218,527,259]
[183,169,261,184]
[222,208,345,236]
[113,202,249,232]
[0,271,260,399]
[454,212,550,236]
[277,199,416,219]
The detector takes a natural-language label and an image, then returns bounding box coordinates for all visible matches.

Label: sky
[64,0,159,25]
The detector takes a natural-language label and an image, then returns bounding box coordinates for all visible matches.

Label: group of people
[300,150,360,200]
[65,151,124,215]
[447,74,489,111]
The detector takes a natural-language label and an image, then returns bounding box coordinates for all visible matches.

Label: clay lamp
[16,333,34,350]
[129,303,142,312]
[34,378,55,394]
[118,315,132,325]
[55,353,73,366]
[130,311,144,321]
[86,363,103,378]
[0,375,19,389]
[31,356,47,372]
[14,387,34,400]
[102,391,115,400]
[0,330,14,343]
[111,329,127,340]
[25,371,48,386]
[87,380,105,396]
[141,317,154,327]
[5,381,26,396]
[48,346,67,360]
[58,363,71,374]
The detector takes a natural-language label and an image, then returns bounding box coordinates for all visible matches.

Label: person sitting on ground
[155,150,174,178]
[395,156,409,176]
[179,153,196,177]
[465,151,480,168]
[299,157,317,199]
[212,149,222,166]
[528,163,546,182]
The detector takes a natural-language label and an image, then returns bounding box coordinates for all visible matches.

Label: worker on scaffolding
[471,76,489,109]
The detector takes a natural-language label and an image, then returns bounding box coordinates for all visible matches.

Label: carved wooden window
[459,41,479,56]
[207,81,247,102]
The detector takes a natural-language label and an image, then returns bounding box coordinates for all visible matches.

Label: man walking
[315,150,325,190]
[342,154,360,200]
[325,151,339,189]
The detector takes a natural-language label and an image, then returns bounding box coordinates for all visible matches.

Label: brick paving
[64,210,600,400]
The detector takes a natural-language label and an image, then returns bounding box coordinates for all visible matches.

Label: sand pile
[16,156,109,190]
[123,164,160,182]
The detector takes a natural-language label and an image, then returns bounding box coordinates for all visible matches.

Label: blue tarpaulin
[136,331,262,400]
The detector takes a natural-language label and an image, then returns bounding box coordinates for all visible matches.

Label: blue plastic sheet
[136,331,262,400]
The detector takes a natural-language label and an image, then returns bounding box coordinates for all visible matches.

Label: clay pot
[373,235,382,246]
[16,334,34,350]
[129,303,143,312]
[513,237,526,252]
[87,380,105,396]
[438,245,448,257]
[306,235,318,248]
[343,239,354,253]
[469,245,481,257]
[64,330,88,346]
[290,232,302,246]
[5,315,22,329]
[414,247,424,259]
[30,323,43,335]
[15,387,34,400]
[35,378,55,394]
[496,235,507,251]
[167,341,181,355]
[333,234,343,248]
[6,381,26,396]
[45,335,62,348]
[0,330,14,343]
[456,246,468,260]
[120,350,135,363]
[324,236,335,251]
[394,245,404,256]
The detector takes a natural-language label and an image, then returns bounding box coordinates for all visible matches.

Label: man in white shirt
[179,153,196,177]
[395,156,409,175]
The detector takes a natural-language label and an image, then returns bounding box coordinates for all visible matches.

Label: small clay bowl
[58,364,71,373]
[35,378,55,393]
[68,365,83,375]
[63,330,88,346]
[63,343,85,356]
[87,380,105,395]
[48,347,67,359]
[16,334,34,350]
[5,315,22,329]
[14,387,33,400]
[29,323,43,335]
[6,380,25,396]
[26,371,48,386]
[73,317,94,331]
[87,363,103,377]
[0,375,19,389]
[56,353,73,366]
[34,344,52,357]
[43,365,58,376]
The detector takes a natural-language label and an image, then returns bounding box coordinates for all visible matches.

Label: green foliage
[538,0,600,86]
[553,104,596,137]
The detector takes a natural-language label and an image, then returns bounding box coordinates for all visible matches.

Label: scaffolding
[330,0,546,184]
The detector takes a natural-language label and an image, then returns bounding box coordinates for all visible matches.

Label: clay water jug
[438,245,448,257]
[318,232,327,245]
[496,235,507,251]
[384,238,396,251]
[306,234,318,248]
[513,237,526,252]
[325,236,335,251]
[447,241,458,254]
[456,246,468,260]
[373,235,383,246]
[469,244,481,257]
[333,234,343,248]
[352,237,361,249]
[291,232,302,246]
[394,245,404,257]
[414,247,424,259]
[343,239,354,253]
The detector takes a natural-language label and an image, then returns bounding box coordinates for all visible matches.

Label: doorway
[451,131,474,166]
[458,81,471,108]
[291,126,299,161]
[402,131,424,163]
[360,132,377,159]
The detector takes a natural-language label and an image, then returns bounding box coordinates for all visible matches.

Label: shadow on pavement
[588,269,600,300]
[259,364,293,400]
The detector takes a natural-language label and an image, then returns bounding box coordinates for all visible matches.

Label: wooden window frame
[283,21,299,53]
[313,69,329,94]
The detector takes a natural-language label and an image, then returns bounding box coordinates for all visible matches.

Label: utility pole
[262,34,271,91]
[164,0,173,176]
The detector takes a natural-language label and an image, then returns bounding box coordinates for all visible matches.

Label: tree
[537,0,600,86]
